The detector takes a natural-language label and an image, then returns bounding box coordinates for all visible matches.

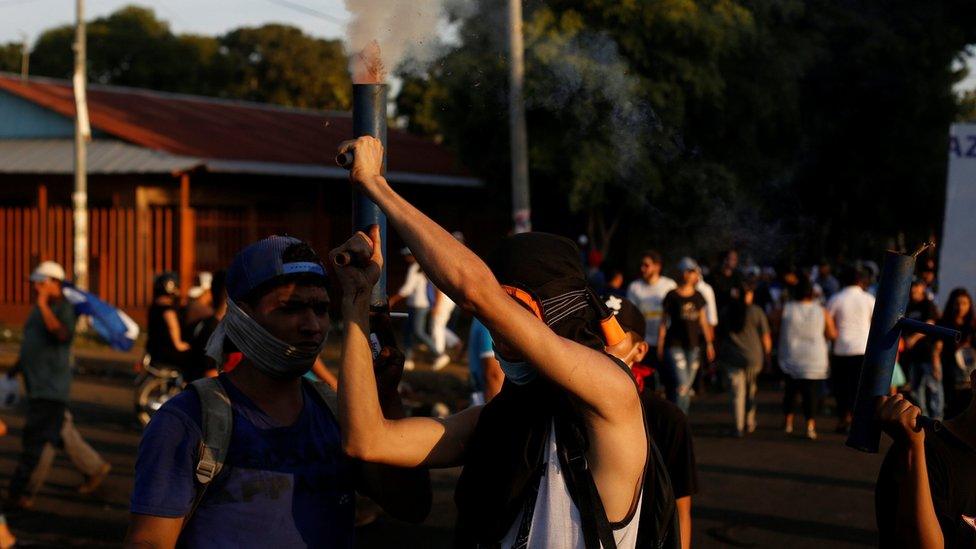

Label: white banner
[938,123,976,305]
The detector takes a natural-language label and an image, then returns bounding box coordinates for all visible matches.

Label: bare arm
[483,355,504,402]
[700,309,715,362]
[878,395,944,548]
[658,318,668,361]
[824,307,838,340]
[122,514,181,549]
[932,340,943,381]
[676,496,692,549]
[762,332,773,356]
[162,310,190,352]
[332,228,481,469]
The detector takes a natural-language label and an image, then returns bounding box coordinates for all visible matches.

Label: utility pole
[72,0,90,289]
[508,0,531,233]
[19,33,28,81]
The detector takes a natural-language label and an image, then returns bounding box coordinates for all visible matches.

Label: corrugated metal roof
[0,74,478,185]
[0,139,201,174]
[0,139,483,186]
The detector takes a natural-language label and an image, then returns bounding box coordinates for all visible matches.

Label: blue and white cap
[226,235,326,301]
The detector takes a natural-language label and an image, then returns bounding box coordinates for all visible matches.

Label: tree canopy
[396,0,976,267]
[1,5,352,110]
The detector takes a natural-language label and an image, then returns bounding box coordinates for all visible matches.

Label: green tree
[0,42,24,73]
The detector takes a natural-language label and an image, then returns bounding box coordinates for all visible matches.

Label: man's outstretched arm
[332,228,482,470]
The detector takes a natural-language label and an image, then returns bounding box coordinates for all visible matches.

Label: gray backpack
[182,376,339,528]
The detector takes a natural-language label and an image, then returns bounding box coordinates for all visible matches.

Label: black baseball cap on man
[227,235,327,302]
[603,295,646,338]
[487,232,603,350]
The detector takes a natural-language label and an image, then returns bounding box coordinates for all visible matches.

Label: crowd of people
[2,135,973,548]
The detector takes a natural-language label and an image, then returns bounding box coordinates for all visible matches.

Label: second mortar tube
[846,250,914,453]
[351,83,388,307]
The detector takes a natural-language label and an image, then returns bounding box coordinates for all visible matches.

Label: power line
[259,0,346,26]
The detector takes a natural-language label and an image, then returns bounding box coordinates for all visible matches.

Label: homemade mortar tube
[846,251,915,453]
[350,83,388,307]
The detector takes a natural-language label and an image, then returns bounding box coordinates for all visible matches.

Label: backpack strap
[554,417,617,549]
[184,377,234,530]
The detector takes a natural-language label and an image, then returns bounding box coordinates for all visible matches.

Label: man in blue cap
[124,236,429,548]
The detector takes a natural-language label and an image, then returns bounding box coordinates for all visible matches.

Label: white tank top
[500,421,643,549]
[778,301,829,380]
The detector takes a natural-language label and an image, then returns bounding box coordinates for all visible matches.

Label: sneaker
[806,427,818,440]
[78,462,112,495]
[432,354,451,371]
[733,429,745,438]
[403,359,415,371]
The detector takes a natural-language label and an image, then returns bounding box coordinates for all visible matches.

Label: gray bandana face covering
[205,298,327,379]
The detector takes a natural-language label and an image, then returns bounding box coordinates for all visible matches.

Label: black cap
[603,295,645,338]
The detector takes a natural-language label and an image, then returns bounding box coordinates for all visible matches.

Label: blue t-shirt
[467,319,495,393]
[130,375,356,548]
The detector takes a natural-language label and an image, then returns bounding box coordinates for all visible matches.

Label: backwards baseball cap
[226,236,326,301]
[603,294,646,338]
[30,261,65,282]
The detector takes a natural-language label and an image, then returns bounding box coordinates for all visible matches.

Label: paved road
[0,374,890,548]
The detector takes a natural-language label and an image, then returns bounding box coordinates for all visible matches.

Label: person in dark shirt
[604,294,699,549]
[145,272,192,369]
[707,249,743,314]
[659,257,714,414]
[905,279,943,418]
[876,369,976,548]
[934,288,975,419]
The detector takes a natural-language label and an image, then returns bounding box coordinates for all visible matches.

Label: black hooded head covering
[454,232,608,546]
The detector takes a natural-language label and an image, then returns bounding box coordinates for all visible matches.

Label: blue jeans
[665,347,701,414]
[403,306,434,353]
[911,362,944,420]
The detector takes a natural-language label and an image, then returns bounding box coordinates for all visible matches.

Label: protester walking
[779,277,837,440]
[826,266,875,433]
[627,250,677,384]
[430,287,458,371]
[717,280,772,437]
[6,261,112,511]
[466,318,502,405]
[933,288,975,419]
[390,248,435,370]
[708,249,743,313]
[658,257,715,414]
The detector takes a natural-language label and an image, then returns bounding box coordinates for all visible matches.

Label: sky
[0,0,350,44]
[1,0,974,92]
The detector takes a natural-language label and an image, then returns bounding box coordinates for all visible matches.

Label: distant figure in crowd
[606,268,627,298]
[145,272,191,369]
[467,318,503,405]
[717,280,771,437]
[185,271,227,382]
[430,286,458,371]
[708,249,742,313]
[333,136,648,548]
[815,261,840,301]
[875,370,976,548]
[606,294,698,549]
[7,261,111,512]
[904,278,943,419]
[778,277,836,440]
[390,248,436,370]
[827,266,875,433]
[695,265,719,332]
[934,288,975,419]
[124,236,430,548]
[183,271,214,328]
[659,257,714,414]
[919,258,938,301]
[627,249,676,385]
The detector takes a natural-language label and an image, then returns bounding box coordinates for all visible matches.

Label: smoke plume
[344,0,454,82]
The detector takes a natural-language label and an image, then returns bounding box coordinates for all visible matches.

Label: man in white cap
[6,261,111,511]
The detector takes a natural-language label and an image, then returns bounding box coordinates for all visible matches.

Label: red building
[0,73,498,323]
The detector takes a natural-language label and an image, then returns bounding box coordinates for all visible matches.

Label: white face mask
[206,299,327,379]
